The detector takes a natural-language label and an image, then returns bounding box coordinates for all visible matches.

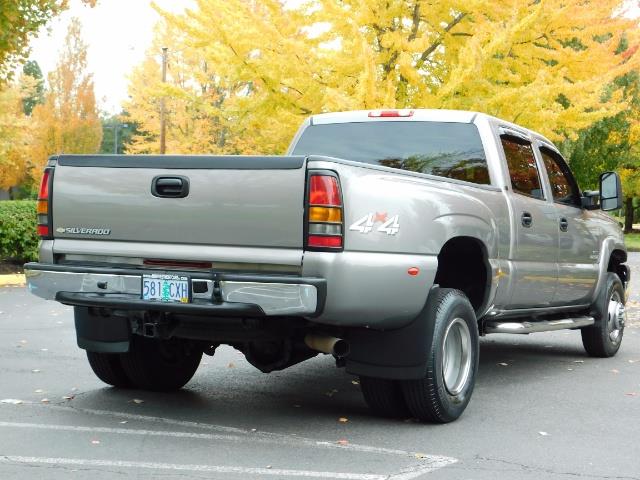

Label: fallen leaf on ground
[132,399,144,404]
[337,439,349,445]
[338,417,348,423]
[1,399,23,405]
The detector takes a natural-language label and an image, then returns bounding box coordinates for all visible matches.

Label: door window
[501,136,544,200]
[539,148,582,207]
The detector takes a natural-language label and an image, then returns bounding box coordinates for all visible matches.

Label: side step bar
[484,316,594,334]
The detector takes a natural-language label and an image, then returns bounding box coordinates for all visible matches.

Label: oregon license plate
[141,274,190,303]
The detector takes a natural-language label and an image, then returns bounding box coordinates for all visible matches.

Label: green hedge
[0,200,39,262]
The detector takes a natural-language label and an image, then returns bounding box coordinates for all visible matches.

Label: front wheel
[401,289,479,423]
[119,336,202,391]
[581,272,625,358]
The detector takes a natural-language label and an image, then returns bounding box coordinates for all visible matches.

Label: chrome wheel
[441,318,472,396]
[607,290,625,344]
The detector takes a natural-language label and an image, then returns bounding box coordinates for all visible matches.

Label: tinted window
[540,149,581,207]
[501,136,544,200]
[292,122,490,184]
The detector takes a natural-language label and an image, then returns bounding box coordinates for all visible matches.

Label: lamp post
[104,123,129,154]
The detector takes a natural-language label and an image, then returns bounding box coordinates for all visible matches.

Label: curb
[0,274,26,287]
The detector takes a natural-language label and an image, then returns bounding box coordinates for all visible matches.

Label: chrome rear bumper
[24,264,324,316]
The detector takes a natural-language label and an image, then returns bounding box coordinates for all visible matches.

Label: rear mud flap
[74,307,130,353]
[344,286,438,380]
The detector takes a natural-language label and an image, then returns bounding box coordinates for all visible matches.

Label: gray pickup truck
[25,109,629,423]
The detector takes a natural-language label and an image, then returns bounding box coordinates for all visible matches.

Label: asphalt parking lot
[1,256,639,480]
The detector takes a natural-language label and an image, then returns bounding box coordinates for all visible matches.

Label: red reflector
[408,267,420,276]
[309,175,341,206]
[308,235,342,248]
[38,169,50,199]
[368,109,414,118]
[37,225,49,236]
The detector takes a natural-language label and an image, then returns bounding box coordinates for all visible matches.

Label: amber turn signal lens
[309,206,342,223]
[37,199,48,215]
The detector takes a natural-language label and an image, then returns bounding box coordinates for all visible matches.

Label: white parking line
[45,404,454,460]
[0,456,386,479]
[0,404,458,478]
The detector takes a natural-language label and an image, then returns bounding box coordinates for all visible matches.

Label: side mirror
[599,171,623,211]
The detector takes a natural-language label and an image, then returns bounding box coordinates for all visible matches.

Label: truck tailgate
[51,155,306,252]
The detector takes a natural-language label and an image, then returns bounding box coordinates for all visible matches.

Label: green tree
[99,112,137,154]
[561,71,640,231]
[21,60,44,115]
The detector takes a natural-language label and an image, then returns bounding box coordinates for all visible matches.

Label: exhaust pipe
[304,334,350,358]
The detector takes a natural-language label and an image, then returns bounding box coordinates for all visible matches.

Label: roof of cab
[311,109,479,125]
[310,108,557,150]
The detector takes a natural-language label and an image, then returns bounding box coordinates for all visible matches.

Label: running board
[484,316,594,334]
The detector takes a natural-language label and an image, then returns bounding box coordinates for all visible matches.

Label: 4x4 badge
[349,212,400,235]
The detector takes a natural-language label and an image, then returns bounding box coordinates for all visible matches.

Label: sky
[28,0,190,115]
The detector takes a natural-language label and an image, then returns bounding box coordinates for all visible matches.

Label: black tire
[581,272,625,358]
[360,377,411,418]
[120,336,202,391]
[86,351,131,388]
[400,288,479,423]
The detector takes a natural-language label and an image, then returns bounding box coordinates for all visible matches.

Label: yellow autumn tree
[0,79,35,189]
[127,0,640,155]
[125,21,249,154]
[29,17,101,176]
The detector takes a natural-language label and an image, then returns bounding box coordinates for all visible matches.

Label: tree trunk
[624,197,634,233]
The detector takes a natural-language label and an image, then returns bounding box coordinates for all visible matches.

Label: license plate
[141,274,190,303]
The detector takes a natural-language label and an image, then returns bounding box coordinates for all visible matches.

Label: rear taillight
[37,167,54,238]
[306,172,343,250]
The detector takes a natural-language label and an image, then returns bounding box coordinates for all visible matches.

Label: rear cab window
[500,136,545,200]
[292,121,490,185]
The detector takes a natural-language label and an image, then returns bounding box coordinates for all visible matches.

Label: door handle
[521,212,533,228]
[559,217,568,232]
[152,176,190,198]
